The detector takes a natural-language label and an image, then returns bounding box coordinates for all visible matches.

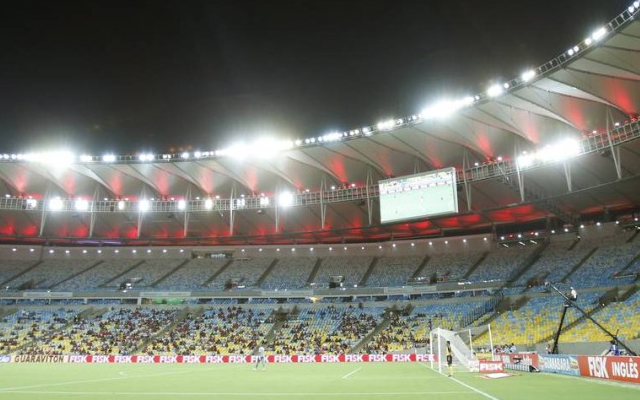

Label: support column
[39,188,51,237]
[563,162,572,192]
[229,184,236,236]
[89,187,99,237]
[514,148,525,202]
[462,152,472,211]
[320,177,327,229]
[183,187,191,238]
[366,169,373,226]
[606,109,623,180]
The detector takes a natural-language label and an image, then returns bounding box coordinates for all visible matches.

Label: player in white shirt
[254,345,266,370]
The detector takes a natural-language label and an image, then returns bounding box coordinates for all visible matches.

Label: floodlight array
[0,3,636,166]
[516,138,582,169]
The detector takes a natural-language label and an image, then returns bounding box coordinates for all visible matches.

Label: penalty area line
[449,376,502,400]
[341,367,361,379]
[422,363,501,400]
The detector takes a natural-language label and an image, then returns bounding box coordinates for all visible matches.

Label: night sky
[0,0,630,155]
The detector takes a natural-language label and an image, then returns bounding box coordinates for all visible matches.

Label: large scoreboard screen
[379,167,458,224]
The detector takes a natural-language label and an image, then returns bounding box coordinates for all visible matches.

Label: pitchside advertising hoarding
[538,355,580,376]
[578,355,640,384]
[7,354,436,364]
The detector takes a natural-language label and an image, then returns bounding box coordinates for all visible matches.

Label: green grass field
[0,362,638,400]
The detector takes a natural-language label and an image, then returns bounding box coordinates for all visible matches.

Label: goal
[429,325,494,373]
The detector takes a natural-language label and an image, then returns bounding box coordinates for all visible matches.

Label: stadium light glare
[79,154,93,162]
[49,197,64,211]
[139,199,150,212]
[584,37,593,46]
[592,26,607,41]
[259,196,270,207]
[75,199,89,211]
[204,198,213,210]
[567,48,575,56]
[420,99,463,120]
[487,84,503,97]
[181,152,190,159]
[177,199,186,210]
[521,69,536,82]
[102,154,116,163]
[118,201,125,211]
[516,153,535,169]
[278,191,294,207]
[377,119,395,131]
[26,199,38,209]
[138,153,154,162]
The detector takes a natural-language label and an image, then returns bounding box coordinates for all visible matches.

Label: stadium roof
[1,5,640,246]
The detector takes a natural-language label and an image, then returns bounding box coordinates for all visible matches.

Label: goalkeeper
[446,341,453,377]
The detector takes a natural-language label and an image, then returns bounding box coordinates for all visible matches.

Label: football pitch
[0,362,639,400]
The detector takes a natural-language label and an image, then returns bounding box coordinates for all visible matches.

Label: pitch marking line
[341,367,361,379]
[449,377,501,400]
[0,390,476,396]
[0,369,191,392]
[418,362,501,400]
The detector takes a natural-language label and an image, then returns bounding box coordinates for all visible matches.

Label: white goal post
[429,325,494,373]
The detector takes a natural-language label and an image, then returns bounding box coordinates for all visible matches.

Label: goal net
[430,325,493,373]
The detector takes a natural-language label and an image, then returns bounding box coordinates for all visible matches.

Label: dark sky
[0,0,630,155]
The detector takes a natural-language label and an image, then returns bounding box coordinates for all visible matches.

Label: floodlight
[567,48,575,56]
[592,27,607,41]
[139,199,150,212]
[235,198,246,209]
[521,70,536,82]
[204,198,213,210]
[138,153,154,162]
[420,99,466,120]
[516,153,535,169]
[75,199,89,211]
[584,37,593,46]
[487,84,503,97]
[79,155,93,162]
[177,199,186,210]
[102,154,116,163]
[118,201,125,211]
[26,199,38,209]
[259,196,270,207]
[376,119,395,131]
[49,197,64,211]
[278,192,294,207]
[181,152,190,159]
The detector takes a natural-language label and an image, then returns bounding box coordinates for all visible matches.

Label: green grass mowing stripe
[1,362,639,400]
[0,363,477,400]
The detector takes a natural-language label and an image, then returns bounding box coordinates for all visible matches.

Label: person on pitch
[446,341,453,377]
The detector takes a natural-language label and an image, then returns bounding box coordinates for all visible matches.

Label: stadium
[1,2,640,400]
